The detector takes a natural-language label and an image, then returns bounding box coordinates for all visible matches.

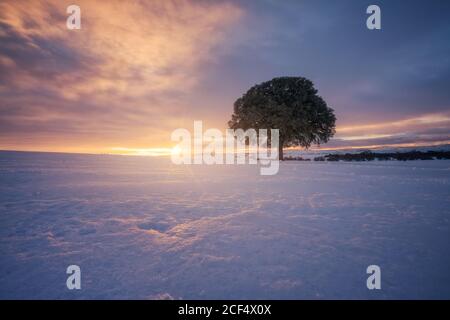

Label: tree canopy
[228,77,336,160]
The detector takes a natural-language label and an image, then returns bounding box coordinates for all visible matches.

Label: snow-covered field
[1,151,449,299]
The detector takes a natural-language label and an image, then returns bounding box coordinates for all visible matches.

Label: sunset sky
[1,0,450,154]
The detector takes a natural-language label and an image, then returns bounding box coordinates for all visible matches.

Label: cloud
[1,0,449,153]
[0,0,242,97]
[337,113,450,136]
[323,113,450,149]
[0,0,243,152]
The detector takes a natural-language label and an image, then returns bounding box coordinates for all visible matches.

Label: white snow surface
[0,151,449,299]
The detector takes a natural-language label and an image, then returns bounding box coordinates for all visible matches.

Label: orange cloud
[0,0,242,98]
[337,113,450,136]
[0,0,243,153]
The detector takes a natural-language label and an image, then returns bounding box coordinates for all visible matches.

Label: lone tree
[228,77,336,160]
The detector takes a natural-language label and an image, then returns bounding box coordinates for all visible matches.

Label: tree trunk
[278,140,283,161]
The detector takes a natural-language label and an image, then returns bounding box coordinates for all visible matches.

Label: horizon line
[1,142,450,157]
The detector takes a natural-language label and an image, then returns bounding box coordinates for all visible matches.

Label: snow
[0,151,449,299]
[286,144,450,160]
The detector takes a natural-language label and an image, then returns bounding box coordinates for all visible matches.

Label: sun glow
[109,147,172,156]
[171,145,182,157]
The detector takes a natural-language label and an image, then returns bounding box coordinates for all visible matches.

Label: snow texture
[0,151,449,299]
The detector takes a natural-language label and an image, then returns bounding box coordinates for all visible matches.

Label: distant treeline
[284,150,450,162]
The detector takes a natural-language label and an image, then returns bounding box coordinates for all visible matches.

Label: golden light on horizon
[0,1,449,154]
[109,147,172,156]
[0,0,244,154]
[171,145,182,157]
